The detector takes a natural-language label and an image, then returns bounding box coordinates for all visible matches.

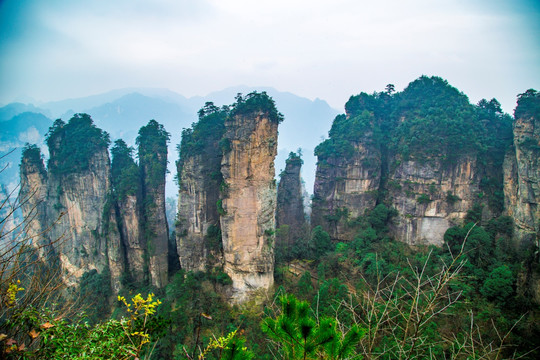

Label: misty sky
[1,0,539,113]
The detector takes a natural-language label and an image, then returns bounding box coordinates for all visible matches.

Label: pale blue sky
[1,0,539,113]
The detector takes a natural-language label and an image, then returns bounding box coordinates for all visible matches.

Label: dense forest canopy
[137,119,170,188]
[317,76,513,165]
[45,113,110,176]
[111,139,140,202]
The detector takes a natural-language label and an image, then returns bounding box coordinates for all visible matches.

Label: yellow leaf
[29,329,40,339]
[40,322,54,329]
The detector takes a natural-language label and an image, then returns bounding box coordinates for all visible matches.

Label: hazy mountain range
[0,87,339,198]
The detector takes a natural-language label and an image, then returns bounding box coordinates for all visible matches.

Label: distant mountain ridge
[0,87,339,197]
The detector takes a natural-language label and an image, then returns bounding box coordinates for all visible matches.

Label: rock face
[504,90,540,247]
[311,76,514,246]
[176,94,282,303]
[40,116,116,287]
[138,120,170,288]
[276,152,307,246]
[176,106,226,272]
[220,111,278,302]
[312,140,381,241]
[19,115,171,294]
[19,145,50,260]
[386,157,481,246]
[110,139,146,284]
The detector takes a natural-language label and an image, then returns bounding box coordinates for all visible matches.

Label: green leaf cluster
[230,91,284,124]
[261,294,364,360]
[137,119,170,189]
[45,114,110,176]
[111,139,140,202]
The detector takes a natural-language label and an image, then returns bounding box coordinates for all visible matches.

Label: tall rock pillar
[220,93,281,302]
[504,89,540,247]
[138,120,170,288]
[276,152,307,248]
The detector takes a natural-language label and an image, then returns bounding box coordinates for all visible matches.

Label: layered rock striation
[176,93,282,302]
[504,90,540,247]
[138,120,170,288]
[19,115,171,293]
[176,104,226,272]
[276,152,307,246]
[312,76,515,246]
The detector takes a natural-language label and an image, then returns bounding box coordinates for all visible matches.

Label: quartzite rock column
[138,120,169,288]
[220,110,279,302]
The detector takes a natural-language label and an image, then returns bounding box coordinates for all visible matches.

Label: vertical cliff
[276,152,307,247]
[312,77,513,246]
[19,145,50,259]
[312,137,382,240]
[504,89,540,247]
[110,139,145,284]
[40,114,119,287]
[386,157,481,246]
[220,92,282,302]
[176,103,226,272]
[138,120,170,288]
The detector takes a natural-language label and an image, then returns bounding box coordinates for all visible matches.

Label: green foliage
[285,151,303,167]
[310,226,334,258]
[20,144,45,175]
[481,265,515,304]
[77,269,112,324]
[230,91,284,124]
[111,139,140,202]
[137,119,170,188]
[2,293,162,359]
[314,76,513,214]
[514,89,540,119]
[217,199,227,216]
[261,294,364,359]
[177,102,228,180]
[205,224,223,253]
[465,203,484,223]
[416,193,431,204]
[45,114,110,176]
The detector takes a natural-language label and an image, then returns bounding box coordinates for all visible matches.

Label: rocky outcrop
[504,90,540,247]
[45,131,115,287]
[110,139,146,284]
[19,115,172,294]
[19,145,50,260]
[175,94,282,303]
[138,120,170,288]
[312,140,381,241]
[276,152,307,245]
[386,156,481,246]
[311,76,514,246]
[116,194,145,283]
[176,105,226,272]
[220,111,279,302]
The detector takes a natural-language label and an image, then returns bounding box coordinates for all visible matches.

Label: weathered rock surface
[276,152,306,246]
[312,140,381,241]
[19,116,172,294]
[176,153,223,271]
[116,194,145,283]
[19,146,50,259]
[176,108,225,272]
[138,120,170,288]
[387,156,481,246]
[504,113,540,246]
[46,149,114,287]
[220,112,278,302]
